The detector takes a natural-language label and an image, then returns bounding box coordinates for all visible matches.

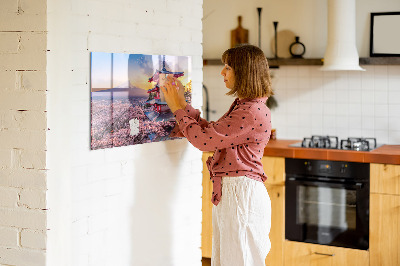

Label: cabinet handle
[314,252,335,257]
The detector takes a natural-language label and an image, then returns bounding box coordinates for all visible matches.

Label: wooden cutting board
[231,16,249,48]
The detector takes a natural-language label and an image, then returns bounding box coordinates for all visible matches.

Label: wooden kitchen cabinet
[370,163,400,195]
[370,193,400,266]
[262,156,285,266]
[202,152,213,258]
[261,156,285,186]
[370,163,400,266]
[201,154,286,266]
[284,241,369,266]
[264,184,285,266]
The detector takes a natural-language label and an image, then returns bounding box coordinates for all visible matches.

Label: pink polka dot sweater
[171,97,271,206]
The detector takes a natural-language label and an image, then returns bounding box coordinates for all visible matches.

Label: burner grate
[296,136,378,151]
[301,135,339,149]
[340,137,377,151]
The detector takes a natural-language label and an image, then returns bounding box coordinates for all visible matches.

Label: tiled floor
[202,257,211,266]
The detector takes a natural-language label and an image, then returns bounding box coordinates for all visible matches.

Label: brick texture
[0,247,46,266]
[0,0,47,264]
[0,208,47,230]
[21,229,46,249]
[0,187,19,208]
[0,227,19,247]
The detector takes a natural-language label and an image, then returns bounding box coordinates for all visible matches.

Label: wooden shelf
[203,58,323,67]
[202,59,223,66]
[359,57,400,65]
[268,58,322,67]
[203,57,400,67]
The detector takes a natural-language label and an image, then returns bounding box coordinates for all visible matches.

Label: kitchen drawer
[284,241,369,266]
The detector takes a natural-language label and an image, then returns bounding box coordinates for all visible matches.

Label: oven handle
[286,177,364,189]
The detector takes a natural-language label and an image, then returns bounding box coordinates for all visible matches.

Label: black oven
[285,158,369,250]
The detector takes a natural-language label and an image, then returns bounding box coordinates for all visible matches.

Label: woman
[161,44,273,266]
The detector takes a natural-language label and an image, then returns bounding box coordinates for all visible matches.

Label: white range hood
[320,0,365,71]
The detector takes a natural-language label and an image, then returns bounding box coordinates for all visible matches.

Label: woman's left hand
[160,75,187,113]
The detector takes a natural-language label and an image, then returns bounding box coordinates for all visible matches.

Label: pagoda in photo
[145,55,184,121]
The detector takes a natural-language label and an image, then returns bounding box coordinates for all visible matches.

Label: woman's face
[220,64,235,89]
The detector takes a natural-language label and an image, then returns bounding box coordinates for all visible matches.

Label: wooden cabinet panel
[370,163,400,195]
[264,185,284,266]
[370,193,400,266]
[262,156,285,185]
[202,152,213,258]
[284,241,369,266]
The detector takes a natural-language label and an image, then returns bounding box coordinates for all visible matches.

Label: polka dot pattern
[173,97,272,206]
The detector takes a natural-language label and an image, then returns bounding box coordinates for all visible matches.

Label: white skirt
[212,176,271,266]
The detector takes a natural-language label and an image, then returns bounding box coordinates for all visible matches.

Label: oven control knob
[304,162,312,171]
[340,164,347,174]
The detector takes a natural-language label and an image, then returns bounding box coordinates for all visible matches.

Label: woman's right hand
[161,75,187,113]
[166,75,186,107]
[172,76,187,107]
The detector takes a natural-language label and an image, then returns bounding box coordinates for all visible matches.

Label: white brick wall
[21,229,47,250]
[0,0,48,265]
[0,247,46,266]
[47,1,203,266]
[2,0,203,263]
[0,187,19,208]
[0,227,19,247]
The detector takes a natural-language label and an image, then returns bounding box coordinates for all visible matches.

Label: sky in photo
[91,52,191,91]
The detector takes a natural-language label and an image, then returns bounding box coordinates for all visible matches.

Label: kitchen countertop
[263,139,400,165]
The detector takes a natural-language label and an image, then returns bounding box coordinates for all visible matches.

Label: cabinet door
[370,163,400,195]
[261,156,285,185]
[202,152,213,258]
[284,241,369,266]
[370,193,400,266]
[264,184,284,266]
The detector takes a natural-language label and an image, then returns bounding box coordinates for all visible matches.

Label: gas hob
[289,135,382,151]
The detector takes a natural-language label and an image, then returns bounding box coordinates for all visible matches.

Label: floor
[202,257,211,266]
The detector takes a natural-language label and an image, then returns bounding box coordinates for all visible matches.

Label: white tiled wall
[203,65,400,144]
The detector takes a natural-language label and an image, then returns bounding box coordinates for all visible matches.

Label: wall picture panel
[90,52,191,149]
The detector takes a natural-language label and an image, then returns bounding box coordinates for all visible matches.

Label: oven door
[285,177,369,250]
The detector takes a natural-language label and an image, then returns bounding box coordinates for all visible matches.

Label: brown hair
[221,44,273,99]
